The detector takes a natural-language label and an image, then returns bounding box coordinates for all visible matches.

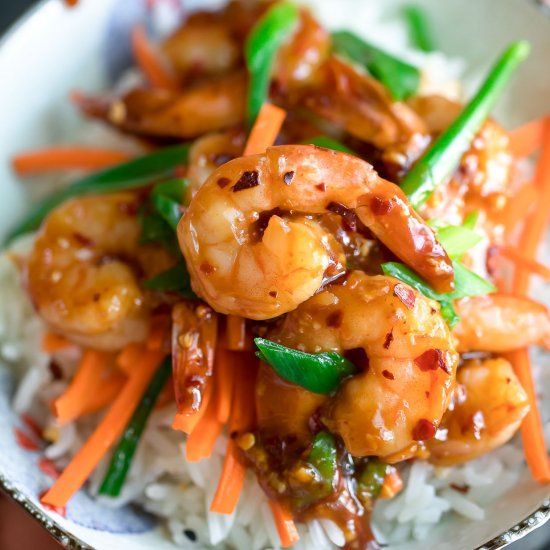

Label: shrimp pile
[14,2,550,549]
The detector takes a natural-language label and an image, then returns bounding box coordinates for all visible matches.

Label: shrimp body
[268,272,459,459]
[178,145,453,319]
[428,358,529,466]
[453,294,550,352]
[26,193,170,350]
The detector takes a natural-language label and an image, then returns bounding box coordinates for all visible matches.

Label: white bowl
[1,1,550,549]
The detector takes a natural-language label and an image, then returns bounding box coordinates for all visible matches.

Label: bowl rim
[1,0,550,549]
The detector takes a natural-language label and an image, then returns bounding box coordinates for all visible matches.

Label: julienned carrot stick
[380,468,404,499]
[146,314,171,351]
[12,147,132,176]
[131,25,178,90]
[499,181,537,233]
[226,315,247,351]
[116,343,145,375]
[269,499,300,548]
[79,372,127,417]
[509,117,546,158]
[243,103,287,156]
[172,381,214,434]
[185,399,224,462]
[53,350,112,425]
[41,350,165,507]
[42,332,73,353]
[508,118,550,483]
[498,246,550,281]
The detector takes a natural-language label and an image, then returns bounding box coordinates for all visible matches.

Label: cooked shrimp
[267,271,459,459]
[75,71,246,140]
[26,193,172,350]
[187,130,245,198]
[428,358,529,466]
[178,144,453,319]
[453,294,550,352]
[162,19,240,80]
[304,57,428,150]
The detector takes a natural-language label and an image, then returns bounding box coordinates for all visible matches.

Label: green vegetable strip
[307,431,338,494]
[435,225,482,258]
[401,41,530,209]
[245,2,299,127]
[403,5,436,52]
[254,337,357,394]
[152,194,182,231]
[357,459,389,499]
[304,136,357,155]
[6,144,190,243]
[331,30,421,101]
[99,357,172,497]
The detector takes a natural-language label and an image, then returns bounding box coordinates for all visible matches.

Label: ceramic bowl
[1,1,550,549]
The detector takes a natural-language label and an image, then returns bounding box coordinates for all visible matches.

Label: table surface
[1,1,549,549]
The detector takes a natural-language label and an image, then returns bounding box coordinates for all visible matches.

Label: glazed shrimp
[75,71,247,140]
[453,294,550,352]
[178,144,453,319]
[267,271,459,459]
[428,358,529,466]
[187,130,245,198]
[26,193,173,350]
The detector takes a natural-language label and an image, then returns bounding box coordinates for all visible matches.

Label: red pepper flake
[38,458,60,479]
[39,490,67,517]
[326,310,343,328]
[269,290,278,298]
[371,196,395,215]
[49,360,63,380]
[383,330,394,349]
[14,429,41,452]
[415,349,450,374]
[174,164,186,178]
[72,232,95,247]
[327,201,357,231]
[316,182,326,192]
[200,262,215,275]
[20,414,43,440]
[382,369,395,380]
[393,283,416,310]
[412,419,436,441]
[232,170,259,192]
[283,171,295,185]
[450,483,470,494]
[217,177,232,189]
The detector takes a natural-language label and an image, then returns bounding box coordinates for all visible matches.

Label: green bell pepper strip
[245,2,299,127]
[401,41,530,209]
[307,431,338,495]
[98,357,172,497]
[143,262,196,299]
[254,337,357,394]
[357,459,389,499]
[331,30,421,101]
[403,5,436,52]
[6,144,190,244]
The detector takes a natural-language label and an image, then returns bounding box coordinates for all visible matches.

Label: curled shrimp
[267,271,459,459]
[187,130,245,198]
[427,358,529,466]
[26,192,173,350]
[453,294,550,352]
[75,71,246,140]
[178,144,453,319]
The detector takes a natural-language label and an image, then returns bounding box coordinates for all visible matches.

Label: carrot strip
[499,181,537,234]
[42,332,73,353]
[185,400,224,462]
[116,343,145,375]
[209,439,247,514]
[41,350,165,507]
[53,350,113,425]
[12,147,131,176]
[243,103,287,156]
[79,372,127,417]
[269,499,300,548]
[498,246,550,281]
[380,468,404,499]
[226,315,247,351]
[172,380,214,434]
[131,25,178,90]
[146,314,171,351]
[215,346,236,424]
[509,117,546,158]
[507,118,550,483]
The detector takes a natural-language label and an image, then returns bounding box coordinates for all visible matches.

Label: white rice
[0,4,544,549]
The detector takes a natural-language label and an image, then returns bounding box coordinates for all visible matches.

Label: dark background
[1,2,550,549]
